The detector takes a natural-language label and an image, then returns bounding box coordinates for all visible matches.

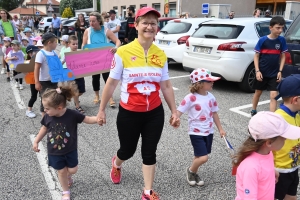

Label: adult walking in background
[124,6,137,44]
[82,12,121,106]
[51,14,62,45]
[21,16,28,29]
[96,7,180,200]
[253,8,261,18]
[265,10,272,18]
[75,14,88,49]
[0,9,17,40]
[12,15,21,31]
[0,9,17,75]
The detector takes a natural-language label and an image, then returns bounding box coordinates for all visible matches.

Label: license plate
[193,46,212,54]
[159,40,170,45]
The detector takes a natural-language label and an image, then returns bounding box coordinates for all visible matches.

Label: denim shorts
[48,149,78,170]
[189,134,214,157]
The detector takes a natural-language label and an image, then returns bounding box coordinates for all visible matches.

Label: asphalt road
[0,45,295,200]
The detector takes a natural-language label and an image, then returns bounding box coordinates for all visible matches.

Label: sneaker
[250,110,257,117]
[6,77,10,82]
[15,82,19,88]
[19,84,24,90]
[26,110,36,118]
[141,190,159,200]
[186,167,196,186]
[1,68,5,74]
[110,156,121,184]
[194,173,204,186]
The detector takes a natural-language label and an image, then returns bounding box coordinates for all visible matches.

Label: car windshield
[192,24,244,39]
[160,22,192,34]
[285,16,300,44]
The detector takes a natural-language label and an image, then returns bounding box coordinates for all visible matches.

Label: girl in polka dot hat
[176,68,226,187]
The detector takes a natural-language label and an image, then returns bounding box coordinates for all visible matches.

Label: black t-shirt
[41,109,85,155]
[125,17,137,41]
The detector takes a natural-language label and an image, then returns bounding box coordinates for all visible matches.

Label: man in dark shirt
[125,7,137,43]
[265,10,272,18]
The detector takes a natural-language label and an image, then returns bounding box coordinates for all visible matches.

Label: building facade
[101,0,300,18]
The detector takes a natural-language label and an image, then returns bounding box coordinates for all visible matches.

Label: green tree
[60,0,93,15]
[0,0,22,12]
[62,7,73,18]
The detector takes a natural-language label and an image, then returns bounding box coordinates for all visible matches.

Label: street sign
[35,11,40,15]
[202,3,209,15]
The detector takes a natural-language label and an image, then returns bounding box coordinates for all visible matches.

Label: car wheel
[238,63,255,93]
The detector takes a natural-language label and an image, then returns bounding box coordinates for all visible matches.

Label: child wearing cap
[272,74,300,200]
[23,27,34,45]
[25,45,40,118]
[6,40,25,89]
[177,68,226,187]
[34,32,58,117]
[35,40,43,50]
[21,37,29,48]
[234,111,300,200]
[32,36,41,46]
[1,37,12,81]
[59,35,70,69]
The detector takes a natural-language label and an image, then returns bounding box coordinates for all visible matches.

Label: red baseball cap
[135,7,161,21]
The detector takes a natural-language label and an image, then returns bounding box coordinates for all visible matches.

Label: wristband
[256,70,260,73]
[279,71,282,73]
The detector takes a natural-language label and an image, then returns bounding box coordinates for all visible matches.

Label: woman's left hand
[110,47,118,54]
[169,113,180,128]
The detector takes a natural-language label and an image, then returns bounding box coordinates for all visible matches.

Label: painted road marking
[10,81,26,109]
[229,98,282,118]
[169,75,190,79]
[30,135,61,199]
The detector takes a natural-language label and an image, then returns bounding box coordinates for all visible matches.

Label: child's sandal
[62,190,70,200]
[68,176,74,187]
[75,106,85,114]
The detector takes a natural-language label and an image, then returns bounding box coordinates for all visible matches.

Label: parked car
[118,20,127,45]
[157,17,177,32]
[61,20,77,35]
[183,18,292,92]
[38,17,53,33]
[282,14,300,78]
[154,18,218,63]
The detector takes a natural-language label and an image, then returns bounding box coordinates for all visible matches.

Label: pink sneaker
[110,156,121,184]
[141,190,160,200]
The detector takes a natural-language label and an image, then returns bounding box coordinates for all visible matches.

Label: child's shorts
[75,78,85,94]
[252,76,278,91]
[189,134,213,157]
[48,149,78,170]
[275,169,299,199]
[6,63,9,72]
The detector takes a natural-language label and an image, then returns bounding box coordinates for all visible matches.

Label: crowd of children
[1,13,300,200]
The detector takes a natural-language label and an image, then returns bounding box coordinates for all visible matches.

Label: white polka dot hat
[190,68,220,83]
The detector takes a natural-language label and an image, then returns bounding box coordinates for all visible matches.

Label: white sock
[114,159,121,168]
[144,189,151,195]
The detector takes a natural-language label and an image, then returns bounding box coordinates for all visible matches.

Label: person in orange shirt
[25,45,40,118]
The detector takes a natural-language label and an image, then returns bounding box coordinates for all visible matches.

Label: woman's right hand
[35,82,42,91]
[97,110,106,126]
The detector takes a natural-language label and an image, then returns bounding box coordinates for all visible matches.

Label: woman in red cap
[97,7,180,200]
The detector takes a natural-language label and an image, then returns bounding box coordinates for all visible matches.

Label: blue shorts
[189,134,213,157]
[48,149,78,170]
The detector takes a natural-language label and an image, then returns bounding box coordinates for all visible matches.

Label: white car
[182,18,292,92]
[154,18,218,63]
[39,17,63,33]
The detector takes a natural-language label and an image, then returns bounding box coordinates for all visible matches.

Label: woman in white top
[12,15,20,31]
[82,12,121,106]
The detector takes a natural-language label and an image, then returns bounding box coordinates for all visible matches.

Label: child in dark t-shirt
[32,81,97,200]
[251,16,288,116]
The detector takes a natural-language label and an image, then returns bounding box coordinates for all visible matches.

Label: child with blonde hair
[234,111,300,200]
[33,81,97,200]
[177,68,226,186]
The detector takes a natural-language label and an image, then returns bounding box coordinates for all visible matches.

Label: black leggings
[13,71,23,84]
[92,72,109,92]
[28,84,38,107]
[116,104,164,165]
